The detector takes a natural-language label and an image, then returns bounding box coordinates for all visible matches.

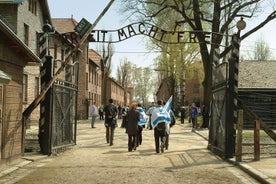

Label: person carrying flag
[136,104,148,146]
[162,101,175,150]
[151,97,172,153]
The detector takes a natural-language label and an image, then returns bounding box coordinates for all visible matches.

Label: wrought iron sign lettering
[64,21,226,45]
[90,22,215,44]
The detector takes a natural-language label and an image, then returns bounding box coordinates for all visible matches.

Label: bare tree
[132,67,155,105]
[100,42,114,105]
[116,58,133,104]
[253,35,272,61]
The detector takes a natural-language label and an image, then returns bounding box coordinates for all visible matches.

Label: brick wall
[77,43,89,119]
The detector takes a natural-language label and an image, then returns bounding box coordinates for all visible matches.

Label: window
[24,24,29,45]
[36,32,39,55]
[54,44,57,59]
[193,84,200,94]
[61,49,64,61]
[28,0,37,15]
[34,77,39,97]
[54,44,58,68]
[86,73,88,90]
[0,85,3,122]
[23,74,28,102]
[89,65,91,83]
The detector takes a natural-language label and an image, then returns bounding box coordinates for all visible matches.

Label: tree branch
[220,10,276,58]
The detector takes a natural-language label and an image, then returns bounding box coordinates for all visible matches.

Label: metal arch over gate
[62,21,230,46]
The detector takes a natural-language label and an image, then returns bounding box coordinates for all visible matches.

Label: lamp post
[236,17,246,37]
[225,17,247,158]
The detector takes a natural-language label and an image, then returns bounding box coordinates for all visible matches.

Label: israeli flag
[137,107,148,126]
[151,96,172,128]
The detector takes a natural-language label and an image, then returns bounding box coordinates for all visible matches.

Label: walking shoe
[161,145,164,153]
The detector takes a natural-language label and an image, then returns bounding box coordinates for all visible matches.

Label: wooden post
[254,119,260,161]
[236,110,243,162]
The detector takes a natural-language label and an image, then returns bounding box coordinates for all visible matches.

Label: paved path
[0,119,273,183]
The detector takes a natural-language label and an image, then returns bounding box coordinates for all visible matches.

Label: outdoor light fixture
[42,20,55,33]
[236,17,246,31]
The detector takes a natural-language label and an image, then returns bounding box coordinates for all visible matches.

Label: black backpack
[156,122,166,131]
[106,104,116,119]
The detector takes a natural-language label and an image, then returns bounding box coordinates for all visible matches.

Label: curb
[237,162,276,184]
[0,160,32,178]
[0,152,49,179]
[194,129,275,184]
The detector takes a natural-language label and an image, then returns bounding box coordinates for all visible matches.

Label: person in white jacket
[89,101,99,128]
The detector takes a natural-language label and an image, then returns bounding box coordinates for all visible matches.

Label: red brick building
[87,49,102,113]
[52,18,91,119]
[156,62,204,108]
[185,62,204,107]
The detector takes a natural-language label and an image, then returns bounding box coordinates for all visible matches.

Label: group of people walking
[90,98,175,153]
[90,98,208,153]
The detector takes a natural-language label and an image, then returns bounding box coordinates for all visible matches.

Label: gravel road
[0,119,260,184]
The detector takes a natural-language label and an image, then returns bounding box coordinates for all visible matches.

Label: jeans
[128,134,137,151]
[91,116,97,128]
[154,127,166,153]
[106,126,115,146]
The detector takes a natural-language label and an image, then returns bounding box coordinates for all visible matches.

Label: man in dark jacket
[126,103,140,152]
[180,106,186,124]
[103,98,118,146]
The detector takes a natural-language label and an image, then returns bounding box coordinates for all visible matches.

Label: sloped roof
[52,18,78,33]
[88,49,101,66]
[0,19,41,64]
[239,61,276,88]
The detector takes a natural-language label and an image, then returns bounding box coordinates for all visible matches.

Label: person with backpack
[151,100,167,153]
[103,98,118,146]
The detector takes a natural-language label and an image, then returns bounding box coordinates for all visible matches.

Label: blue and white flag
[151,96,173,128]
[136,107,148,126]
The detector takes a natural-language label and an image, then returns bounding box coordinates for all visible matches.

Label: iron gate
[209,62,229,158]
[209,35,240,159]
[51,79,77,150]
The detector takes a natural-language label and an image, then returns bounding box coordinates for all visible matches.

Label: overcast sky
[47,0,276,77]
